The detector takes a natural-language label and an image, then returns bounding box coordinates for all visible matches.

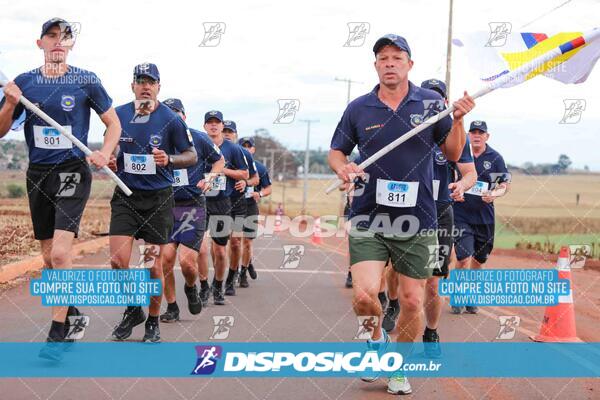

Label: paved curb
[0,237,109,283]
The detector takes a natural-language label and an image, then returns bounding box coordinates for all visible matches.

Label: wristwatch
[259,191,263,198]
[168,155,174,166]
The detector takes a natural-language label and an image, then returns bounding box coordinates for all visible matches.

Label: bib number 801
[44,136,60,146]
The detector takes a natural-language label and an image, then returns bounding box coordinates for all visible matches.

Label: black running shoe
[248,263,257,280]
[345,271,353,288]
[382,304,400,333]
[239,267,249,288]
[160,308,180,323]
[213,286,225,305]
[112,307,146,340]
[378,292,388,312]
[200,285,210,306]
[465,306,479,314]
[225,281,236,296]
[143,320,161,343]
[184,284,202,315]
[423,329,442,358]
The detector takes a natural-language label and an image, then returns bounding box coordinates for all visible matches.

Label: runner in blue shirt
[108,63,197,343]
[203,112,249,305]
[452,120,511,314]
[328,34,475,395]
[238,137,272,288]
[384,79,477,357]
[0,18,121,360]
[222,121,258,296]
[159,98,224,323]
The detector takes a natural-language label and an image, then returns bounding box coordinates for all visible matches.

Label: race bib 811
[376,179,419,208]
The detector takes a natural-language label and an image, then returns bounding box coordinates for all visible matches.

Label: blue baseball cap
[205,110,224,123]
[238,137,254,147]
[223,120,237,133]
[163,98,185,115]
[421,79,447,99]
[469,120,488,133]
[373,34,411,57]
[133,63,160,82]
[40,18,72,38]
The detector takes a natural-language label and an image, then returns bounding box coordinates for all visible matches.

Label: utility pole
[445,0,454,100]
[335,77,362,225]
[299,119,318,216]
[265,148,279,213]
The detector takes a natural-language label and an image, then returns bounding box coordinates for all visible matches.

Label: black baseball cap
[469,120,488,132]
[133,63,160,82]
[373,34,411,57]
[421,79,447,99]
[223,120,237,133]
[205,110,224,123]
[163,98,185,115]
[40,18,72,38]
[238,137,254,147]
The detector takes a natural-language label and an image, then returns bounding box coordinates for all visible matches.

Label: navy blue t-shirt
[230,146,256,199]
[453,144,509,225]
[246,160,271,204]
[115,102,193,191]
[205,139,248,200]
[0,66,112,164]
[330,82,453,233]
[172,128,222,202]
[433,136,473,204]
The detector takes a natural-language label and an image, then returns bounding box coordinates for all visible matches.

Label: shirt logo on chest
[435,151,447,165]
[364,123,384,133]
[483,161,492,170]
[61,95,75,112]
[149,135,162,148]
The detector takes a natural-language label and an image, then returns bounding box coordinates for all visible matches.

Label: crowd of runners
[0,18,272,356]
[0,18,513,396]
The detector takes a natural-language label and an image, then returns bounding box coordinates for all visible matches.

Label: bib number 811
[388,192,406,203]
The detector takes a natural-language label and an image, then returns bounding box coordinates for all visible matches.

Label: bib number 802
[131,163,146,172]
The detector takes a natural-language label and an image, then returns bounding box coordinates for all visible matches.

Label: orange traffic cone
[531,246,583,343]
[311,217,323,245]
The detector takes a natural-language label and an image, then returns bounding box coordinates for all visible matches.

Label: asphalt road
[0,231,598,400]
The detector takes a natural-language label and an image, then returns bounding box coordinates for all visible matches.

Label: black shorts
[109,186,174,245]
[454,221,495,264]
[230,195,247,232]
[26,158,92,240]
[169,197,207,251]
[206,197,232,246]
[433,202,454,278]
[243,199,260,239]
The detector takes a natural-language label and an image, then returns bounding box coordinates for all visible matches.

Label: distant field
[2,171,600,260]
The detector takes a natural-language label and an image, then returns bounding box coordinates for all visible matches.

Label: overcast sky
[1,0,599,169]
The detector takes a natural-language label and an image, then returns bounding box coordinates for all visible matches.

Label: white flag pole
[0,72,133,196]
[325,28,600,194]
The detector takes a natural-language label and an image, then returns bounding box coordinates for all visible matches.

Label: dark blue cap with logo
[469,120,488,132]
[133,63,160,82]
[238,137,254,147]
[421,79,447,99]
[223,120,237,133]
[40,18,72,38]
[373,34,411,57]
[163,98,185,115]
[205,110,224,123]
